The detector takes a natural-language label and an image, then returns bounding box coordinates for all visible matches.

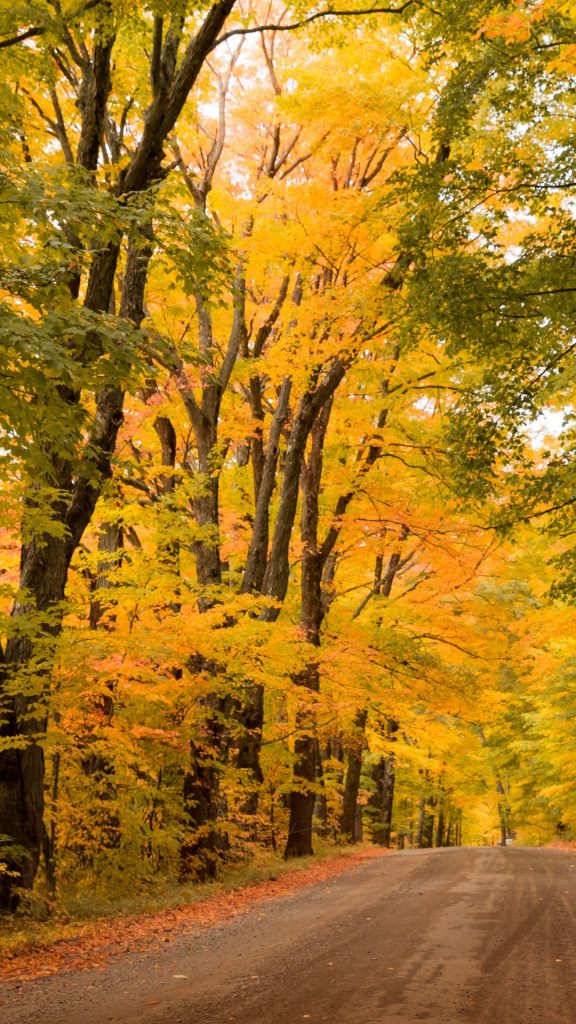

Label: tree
[4,0,576,915]
[0,0,239,910]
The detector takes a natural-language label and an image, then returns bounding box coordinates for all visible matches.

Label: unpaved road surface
[3,846,576,1023]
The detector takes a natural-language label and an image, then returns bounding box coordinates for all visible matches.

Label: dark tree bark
[380,755,396,846]
[435,803,445,848]
[341,709,368,842]
[76,516,124,865]
[178,347,348,866]
[368,754,396,846]
[89,520,124,630]
[283,664,321,859]
[154,414,180,585]
[180,709,232,879]
[312,738,327,836]
[477,727,512,847]
[241,378,291,595]
[241,274,291,555]
[284,401,332,859]
[173,252,247,875]
[369,718,398,846]
[496,775,511,847]
[423,801,435,848]
[455,809,463,847]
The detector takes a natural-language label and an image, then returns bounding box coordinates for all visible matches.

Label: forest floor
[0,845,388,980]
[3,846,576,1023]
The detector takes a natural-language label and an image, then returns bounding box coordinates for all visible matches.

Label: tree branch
[0,0,104,50]
[212,2,417,49]
[0,25,44,49]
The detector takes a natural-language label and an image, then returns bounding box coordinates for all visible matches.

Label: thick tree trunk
[369,755,396,846]
[0,472,119,907]
[341,709,368,842]
[368,719,398,846]
[235,684,265,815]
[89,521,124,630]
[0,674,49,908]
[283,664,320,860]
[284,403,333,860]
[180,702,231,880]
[261,363,347,613]
[435,804,445,848]
[423,804,435,848]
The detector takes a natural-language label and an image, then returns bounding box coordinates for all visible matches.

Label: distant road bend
[4,847,576,1024]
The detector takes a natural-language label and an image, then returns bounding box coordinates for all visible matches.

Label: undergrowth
[0,840,373,960]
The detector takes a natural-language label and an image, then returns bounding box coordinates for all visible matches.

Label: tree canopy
[2,0,576,912]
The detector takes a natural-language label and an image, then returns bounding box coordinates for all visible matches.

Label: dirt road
[3,846,576,1023]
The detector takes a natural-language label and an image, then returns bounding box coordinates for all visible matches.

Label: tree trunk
[180,704,231,880]
[313,740,328,836]
[455,809,463,847]
[177,285,241,874]
[284,401,334,860]
[368,718,398,846]
[341,709,368,842]
[89,520,124,630]
[154,414,181,598]
[435,804,445,848]
[423,804,435,848]
[415,793,426,848]
[283,662,320,860]
[235,684,265,816]
[496,774,511,846]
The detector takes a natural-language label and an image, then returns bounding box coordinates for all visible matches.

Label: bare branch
[252,274,290,358]
[49,86,74,162]
[260,29,282,96]
[0,25,46,49]
[213,2,417,49]
[219,263,247,392]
